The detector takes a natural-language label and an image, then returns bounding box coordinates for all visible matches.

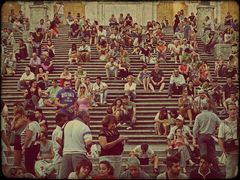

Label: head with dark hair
[26,111,36,121]
[13,104,25,116]
[140,143,149,153]
[102,114,118,130]
[75,158,93,178]
[55,112,68,126]
[199,155,212,172]
[113,98,123,107]
[98,161,114,176]
[166,156,181,176]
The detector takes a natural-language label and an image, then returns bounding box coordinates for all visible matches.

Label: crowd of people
[1,4,239,179]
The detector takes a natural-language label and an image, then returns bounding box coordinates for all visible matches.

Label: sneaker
[122,123,127,126]
[103,101,107,104]
[126,126,132,130]
[117,123,122,127]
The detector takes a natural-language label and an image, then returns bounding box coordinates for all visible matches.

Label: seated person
[156,41,167,63]
[136,65,151,92]
[78,39,91,62]
[17,66,35,91]
[121,95,137,130]
[109,14,118,27]
[214,57,227,77]
[4,52,16,76]
[41,52,54,74]
[36,67,48,90]
[105,57,118,80]
[43,79,61,107]
[74,65,87,91]
[119,157,150,179]
[29,52,41,74]
[15,38,28,62]
[157,155,188,179]
[193,89,209,115]
[139,43,151,64]
[178,89,194,126]
[149,63,165,92]
[68,43,78,64]
[129,143,159,174]
[168,69,186,98]
[68,19,80,39]
[92,161,116,179]
[118,57,131,80]
[124,75,137,101]
[34,132,54,178]
[31,28,44,57]
[68,158,92,179]
[190,155,220,179]
[92,76,108,105]
[178,61,190,81]
[59,66,72,87]
[44,40,55,58]
[208,79,223,107]
[154,107,174,136]
[23,80,41,110]
[112,98,125,124]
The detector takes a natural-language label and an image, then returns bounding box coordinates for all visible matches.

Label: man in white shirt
[17,66,35,91]
[105,57,118,80]
[97,26,107,43]
[59,111,92,179]
[78,39,91,62]
[52,112,68,179]
[29,52,41,74]
[92,76,108,105]
[168,69,186,98]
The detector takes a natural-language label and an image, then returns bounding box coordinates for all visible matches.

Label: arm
[54,97,66,108]
[98,136,123,150]
[23,129,33,149]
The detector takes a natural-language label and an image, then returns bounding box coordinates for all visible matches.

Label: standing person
[157,156,188,179]
[192,101,221,173]
[55,80,77,120]
[59,111,92,179]
[22,110,41,175]
[120,156,150,179]
[98,115,126,178]
[190,155,220,179]
[218,102,238,179]
[75,85,90,114]
[52,112,68,179]
[10,103,28,167]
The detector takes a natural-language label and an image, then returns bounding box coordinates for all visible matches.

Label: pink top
[76,97,89,112]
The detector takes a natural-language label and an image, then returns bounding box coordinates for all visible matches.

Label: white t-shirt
[124,82,136,92]
[27,121,41,148]
[52,125,62,164]
[132,145,154,158]
[63,119,92,155]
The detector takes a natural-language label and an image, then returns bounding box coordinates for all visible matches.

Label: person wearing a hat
[167,114,195,147]
[156,40,167,63]
[120,156,150,179]
[193,89,209,115]
[193,100,221,173]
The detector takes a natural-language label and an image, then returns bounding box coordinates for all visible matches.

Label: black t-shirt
[99,128,123,156]
[151,69,164,82]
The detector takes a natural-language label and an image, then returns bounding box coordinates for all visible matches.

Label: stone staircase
[2,25,236,177]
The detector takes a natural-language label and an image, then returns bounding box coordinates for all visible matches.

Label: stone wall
[220,1,239,22]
